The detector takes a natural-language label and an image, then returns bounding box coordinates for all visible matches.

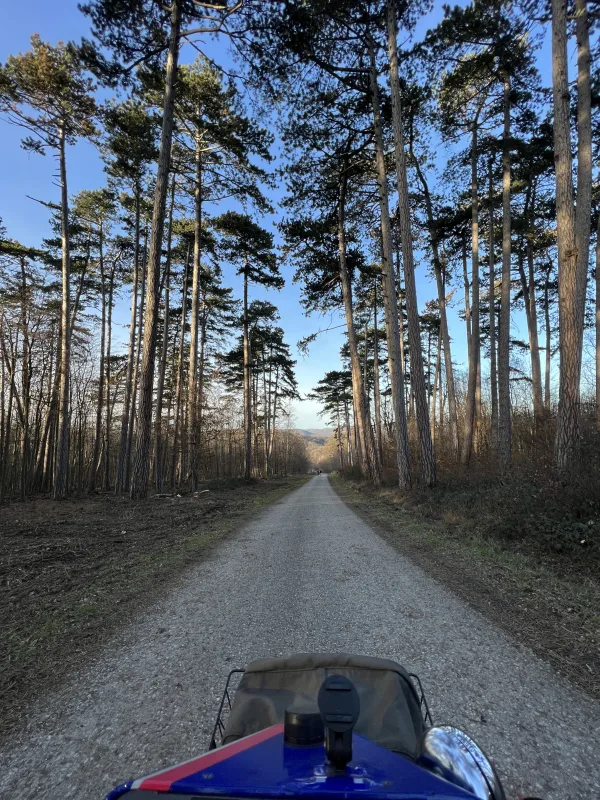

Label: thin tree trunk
[488,157,498,446]
[386,1,435,486]
[544,263,552,411]
[187,133,202,491]
[128,226,147,485]
[475,331,482,451]
[154,177,175,491]
[0,315,5,503]
[337,162,380,485]
[431,327,442,447]
[413,156,459,455]
[373,279,383,463]
[462,233,472,361]
[89,217,105,492]
[197,309,207,470]
[130,0,182,499]
[19,259,31,500]
[368,37,411,489]
[115,183,141,493]
[103,260,116,491]
[518,185,544,428]
[352,401,362,467]
[596,211,600,428]
[343,399,353,467]
[262,346,269,477]
[335,406,344,469]
[54,126,71,500]
[172,243,190,487]
[461,121,480,466]
[1,348,15,501]
[243,266,252,481]
[527,238,544,425]
[396,258,407,407]
[42,338,60,492]
[497,76,512,470]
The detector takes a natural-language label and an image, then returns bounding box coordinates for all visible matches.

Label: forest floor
[330,472,600,700]
[0,476,309,737]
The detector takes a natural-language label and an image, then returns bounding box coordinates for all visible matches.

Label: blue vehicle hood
[107,724,479,800]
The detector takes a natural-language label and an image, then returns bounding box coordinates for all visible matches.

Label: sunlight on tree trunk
[130,0,182,499]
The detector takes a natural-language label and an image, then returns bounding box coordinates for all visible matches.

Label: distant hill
[297,428,334,446]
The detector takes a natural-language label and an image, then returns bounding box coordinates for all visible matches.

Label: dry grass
[331,470,600,699]
[0,476,309,736]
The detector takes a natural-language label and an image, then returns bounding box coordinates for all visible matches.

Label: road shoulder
[0,476,310,738]
[330,473,599,700]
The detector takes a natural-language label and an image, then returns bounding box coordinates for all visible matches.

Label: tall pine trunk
[368,37,411,489]
[528,241,544,425]
[19,258,31,500]
[461,122,480,465]
[130,0,182,499]
[518,201,544,428]
[431,328,442,447]
[103,260,115,490]
[488,158,499,446]
[187,133,202,490]
[172,244,190,488]
[337,163,380,485]
[462,233,472,362]
[544,263,552,411]
[128,227,147,485]
[413,157,459,456]
[243,266,252,481]
[373,280,383,464]
[596,211,600,429]
[197,309,208,469]
[553,0,592,470]
[115,183,141,493]
[0,314,5,503]
[154,177,175,491]
[497,76,512,470]
[386,1,435,486]
[54,126,71,500]
[553,0,578,464]
[89,217,105,492]
[574,0,592,384]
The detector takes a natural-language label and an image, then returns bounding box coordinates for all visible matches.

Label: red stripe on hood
[138,723,285,792]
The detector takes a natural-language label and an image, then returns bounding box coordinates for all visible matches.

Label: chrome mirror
[418,726,506,800]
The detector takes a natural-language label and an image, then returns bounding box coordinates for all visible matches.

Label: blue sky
[0,1,554,429]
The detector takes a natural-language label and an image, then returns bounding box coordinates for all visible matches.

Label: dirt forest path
[1,474,598,799]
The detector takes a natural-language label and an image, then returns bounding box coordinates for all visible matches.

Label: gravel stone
[0,475,598,799]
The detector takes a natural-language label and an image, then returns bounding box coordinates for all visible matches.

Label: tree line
[272,0,598,486]
[0,13,308,501]
[1,0,598,498]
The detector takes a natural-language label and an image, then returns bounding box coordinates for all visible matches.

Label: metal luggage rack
[409,672,433,727]
[209,668,245,750]
[209,668,433,750]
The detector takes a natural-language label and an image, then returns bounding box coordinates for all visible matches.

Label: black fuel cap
[284,705,325,746]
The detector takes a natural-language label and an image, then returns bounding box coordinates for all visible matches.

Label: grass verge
[330,472,600,700]
[0,476,309,736]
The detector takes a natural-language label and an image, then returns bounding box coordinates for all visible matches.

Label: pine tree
[102,99,159,493]
[215,212,283,480]
[0,36,97,498]
[81,0,244,498]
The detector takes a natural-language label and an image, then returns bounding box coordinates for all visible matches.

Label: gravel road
[1,475,599,799]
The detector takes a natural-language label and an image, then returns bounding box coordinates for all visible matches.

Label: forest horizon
[1,0,598,499]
